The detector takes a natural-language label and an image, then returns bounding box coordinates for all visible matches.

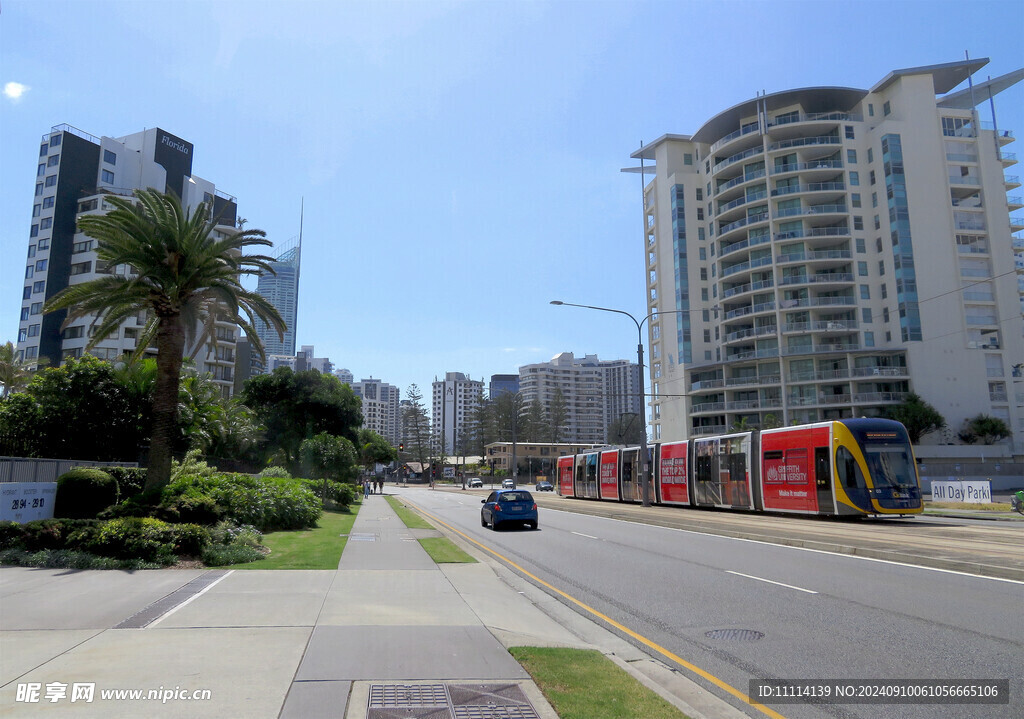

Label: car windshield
[500,492,531,502]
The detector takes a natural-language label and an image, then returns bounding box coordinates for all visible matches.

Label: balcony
[779,295,856,309]
[690,378,725,390]
[949,175,981,186]
[1008,196,1023,210]
[720,232,772,258]
[780,272,854,287]
[716,168,768,196]
[775,203,848,219]
[728,347,780,361]
[710,123,762,153]
[1010,215,1024,232]
[1006,175,1021,189]
[719,212,769,236]
[723,278,775,299]
[774,226,850,241]
[782,320,859,333]
[946,152,978,163]
[767,111,862,128]
[722,255,773,278]
[726,374,781,387]
[691,401,725,413]
[724,325,778,342]
[724,301,775,319]
[712,146,764,175]
[771,159,843,175]
[768,135,841,152]
[853,392,908,404]
[771,181,845,197]
[777,249,852,263]
[718,189,768,214]
[691,424,727,436]
[1000,151,1018,166]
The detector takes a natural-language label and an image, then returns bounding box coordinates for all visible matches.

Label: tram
[556,418,922,517]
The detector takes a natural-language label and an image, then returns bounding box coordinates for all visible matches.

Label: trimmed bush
[302,478,357,507]
[55,468,119,519]
[105,466,147,498]
[162,473,320,531]
[19,518,100,551]
[157,485,223,525]
[257,466,292,479]
[170,523,211,556]
[86,517,177,565]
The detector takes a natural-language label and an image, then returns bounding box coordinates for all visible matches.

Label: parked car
[468,478,483,488]
[535,481,553,492]
[480,489,538,530]
[502,478,515,489]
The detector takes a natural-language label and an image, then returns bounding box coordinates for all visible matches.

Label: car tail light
[493,504,501,512]
[532,504,537,510]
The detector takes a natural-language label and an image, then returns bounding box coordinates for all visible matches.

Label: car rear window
[501,492,532,502]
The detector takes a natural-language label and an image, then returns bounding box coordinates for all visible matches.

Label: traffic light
[399,443,404,451]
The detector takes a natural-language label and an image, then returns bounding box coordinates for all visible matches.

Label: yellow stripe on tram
[406,497,788,719]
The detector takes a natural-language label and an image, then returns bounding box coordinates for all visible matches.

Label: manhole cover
[705,629,764,641]
[367,684,540,719]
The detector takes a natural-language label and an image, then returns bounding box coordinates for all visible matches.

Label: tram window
[814,447,830,489]
[695,455,714,482]
[727,453,746,482]
[836,446,865,489]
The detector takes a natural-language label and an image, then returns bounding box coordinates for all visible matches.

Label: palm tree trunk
[145,314,186,491]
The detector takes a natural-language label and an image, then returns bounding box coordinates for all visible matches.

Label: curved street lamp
[550,300,678,507]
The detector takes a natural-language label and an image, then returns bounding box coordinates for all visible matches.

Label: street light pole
[550,300,655,507]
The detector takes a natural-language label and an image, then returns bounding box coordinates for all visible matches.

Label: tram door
[814,446,832,514]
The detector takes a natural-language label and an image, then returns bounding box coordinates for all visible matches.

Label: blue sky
[2,0,1022,397]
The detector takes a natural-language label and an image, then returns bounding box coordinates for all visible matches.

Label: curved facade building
[632,59,1023,452]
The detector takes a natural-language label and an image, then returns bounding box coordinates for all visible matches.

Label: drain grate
[705,629,764,641]
[367,683,539,719]
[350,533,378,542]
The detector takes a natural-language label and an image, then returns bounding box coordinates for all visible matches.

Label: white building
[334,368,354,385]
[630,59,1024,453]
[518,352,642,445]
[17,125,239,395]
[351,378,400,444]
[431,372,483,454]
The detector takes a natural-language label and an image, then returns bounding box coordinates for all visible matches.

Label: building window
[32,281,45,294]
[862,308,872,323]
[851,193,861,208]
[45,175,57,187]
[875,238,883,253]
[101,169,115,184]
[18,329,27,343]
[20,307,29,321]
[25,347,38,359]
[49,134,62,147]
[860,285,870,300]
[28,324,40,338]
[883,307,890,323]
[30,224,39,238]
[883,101,891,116]
[873,215,881,230]
[37,237,49,249]
[871,192,878,208]
[35,183,43,196]
[854,216,864,230]
[699,247,706,260]
[40,218,52,229]
[696,208,704,220]
[28,245,36,258]
[881,283,888,299]
[856,238,866,253]
[42,196,55,209]
[70,261,92,275]
[30,303,42,315]
[684,153,693,165]
[869,170,876,185]
[867,148,874,164]
[864,331,874,347]
[62,326,84,340]
[37,163,45,177]
[849,171,859,186]
[72,240,93,254]
[22,287,32,300]
[40,144,48,157]
[847,150,857,164]
[878,260,885,275]
[858,261,868,277]
[25,266,33,279]
[103,149,117,165]
[35,259,47,271]
[33,204,41,217]
[47,155,60,167]
[700,268,707,280]
[695,188,703,201]
[845,126,855,140]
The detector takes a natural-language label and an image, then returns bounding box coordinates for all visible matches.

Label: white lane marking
[571,531,598,540]
[540,507,1024,586]
[726,570,818,594]
[147,571,233,628]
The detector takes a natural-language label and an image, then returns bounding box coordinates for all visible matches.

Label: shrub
[105,466,147,498]
[0,521,25,550]
[201,544,265,566]
[302,478,356,507]
[0,548,161,570]
[157,485,223,525]
[164,473,320,531]
[54,468,119,519]
[86,517,177,565]
[19,518,101,551]
[257,466,291,479]
[209,521,263,549]
[170,450,219,481]
[169,523,211,556]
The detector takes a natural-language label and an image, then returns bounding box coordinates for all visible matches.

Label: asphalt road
[401,486,1023,719]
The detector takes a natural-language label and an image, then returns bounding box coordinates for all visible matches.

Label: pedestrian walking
[363,480,370,499]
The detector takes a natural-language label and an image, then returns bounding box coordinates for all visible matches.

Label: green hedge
[55,468,119,519]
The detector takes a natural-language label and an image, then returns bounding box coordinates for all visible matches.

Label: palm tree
[43,189,285,491]
[0,341,34,398]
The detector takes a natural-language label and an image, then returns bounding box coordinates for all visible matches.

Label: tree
[492,392,528,477]
[547,387,568,443]
[882,392,945,444]
[243,367,363,474]
[958,414,1011,445]
[607,413,646,445]
[403,384,431,467]
[300,432,360,502]
[0,341,46,398]
[1,355,142,461]
[43,189,285,491]
[358,428,397,473]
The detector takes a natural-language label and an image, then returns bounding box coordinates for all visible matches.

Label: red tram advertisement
[558,418,922,518]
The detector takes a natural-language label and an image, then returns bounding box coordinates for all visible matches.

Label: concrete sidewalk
[0,492,746,719]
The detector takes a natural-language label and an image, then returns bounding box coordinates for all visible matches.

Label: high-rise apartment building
[489,374,520,399]
[631,59,1024,451]
[17,125,239,394]
[253,234,300,358]
[432,372,483,454]
[351,378,401,444]
[518,352,641,445]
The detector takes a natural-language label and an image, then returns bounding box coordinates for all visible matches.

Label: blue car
[481,489,538,530]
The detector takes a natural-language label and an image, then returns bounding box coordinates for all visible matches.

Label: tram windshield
[862,445,916,488]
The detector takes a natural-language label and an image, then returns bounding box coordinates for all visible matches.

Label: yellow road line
[405,497,788,719]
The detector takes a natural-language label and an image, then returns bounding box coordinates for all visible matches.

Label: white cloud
[3,82,29,102]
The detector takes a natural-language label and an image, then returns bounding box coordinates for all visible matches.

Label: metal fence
[0,457,139,483]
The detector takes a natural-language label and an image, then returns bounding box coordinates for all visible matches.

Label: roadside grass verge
[227,502,360,570]
[385,496,476,563]
[510,647,690,719]
[926,501,1012,512]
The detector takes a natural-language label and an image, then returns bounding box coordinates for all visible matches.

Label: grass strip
[228,503,360,570]
[510,647,690,719]
[385,495,476,563]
